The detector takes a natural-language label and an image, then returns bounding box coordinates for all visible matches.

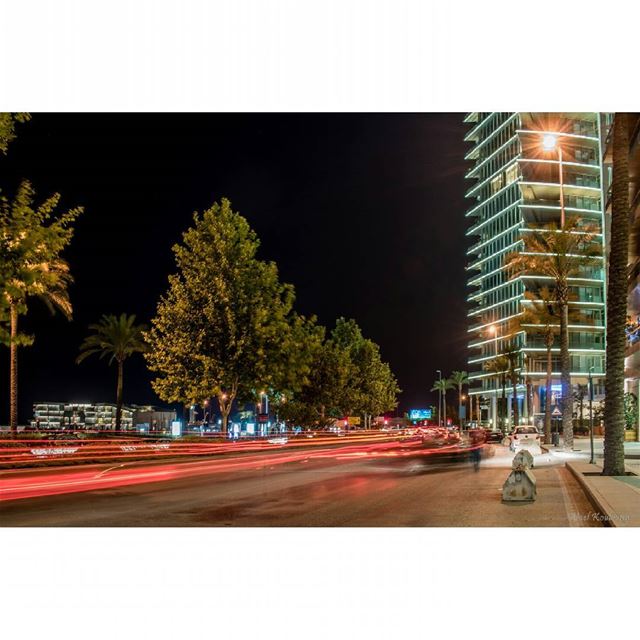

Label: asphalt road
[0,445,601,526]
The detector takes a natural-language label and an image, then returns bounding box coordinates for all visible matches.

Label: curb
[565,462,617,527]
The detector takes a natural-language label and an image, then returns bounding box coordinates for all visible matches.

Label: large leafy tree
[279,318,400,430]
[77,314,147,431]
[329,317,400,424]
[604,113,630,476]
[0,113,30,155]
[0,180,83,432]
[278,329,350,429]
[145,198,315,433]
[506,219,602,450]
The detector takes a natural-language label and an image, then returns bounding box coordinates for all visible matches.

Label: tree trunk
[604,113,629,476]
[221,410,230,434]
[512,378,519,427]
[443,391,447,427]
[544,344,553,444]
[115,359,124,431]
[458,385,463,430]
[9,304,18,434]
[560,300,573,450]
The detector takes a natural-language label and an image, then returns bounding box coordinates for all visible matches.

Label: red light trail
[0,434,484,502]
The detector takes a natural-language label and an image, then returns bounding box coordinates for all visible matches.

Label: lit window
[505,163,518,185]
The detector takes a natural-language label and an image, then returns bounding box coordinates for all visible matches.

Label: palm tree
[510,288,559,444]
[431,377,454,427]
[1,180,82,433]
[450,370,469,429]
[484,356,509,432]
[604,114,630,476]
[77,314,147,431]
[506,219,602,450]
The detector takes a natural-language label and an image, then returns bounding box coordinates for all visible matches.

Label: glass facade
[465,113,607,427]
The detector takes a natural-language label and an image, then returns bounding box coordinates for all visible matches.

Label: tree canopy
[0,112,30,155]
[280,317,400,429]
[0,180,83,347]
[144,198,318,431]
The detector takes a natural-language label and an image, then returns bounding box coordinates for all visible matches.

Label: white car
[509,426,541,452]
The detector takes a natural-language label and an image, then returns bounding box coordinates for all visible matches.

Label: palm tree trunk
[115,359,124,431]
[443,391,447,427]
[604,113,630,476]
[560,301,573,450]
[512,378,519,427]
[458,384,463,430]
[544,345,553,444]
[9,304,18,434]
[501,377,506,432]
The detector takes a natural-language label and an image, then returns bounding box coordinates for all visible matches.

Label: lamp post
[461,394,466,430]
[488,324,498,429]
[542,133,565,228]
[436,369,442,427]
[589,366,595,464]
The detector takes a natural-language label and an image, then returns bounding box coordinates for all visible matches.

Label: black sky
[0,113,470,423]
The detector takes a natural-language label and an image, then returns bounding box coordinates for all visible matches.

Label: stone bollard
[502,451,537,502]
[512,449,534,470]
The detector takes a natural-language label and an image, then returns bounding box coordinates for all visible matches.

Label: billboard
[409,408,432,421]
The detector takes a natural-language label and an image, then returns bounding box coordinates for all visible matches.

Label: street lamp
[589,366,595,464]
[541,133,565,228]
[488,324,499,428]
[436,369,442,428]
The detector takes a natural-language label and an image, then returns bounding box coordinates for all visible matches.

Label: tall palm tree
[484,356,509,432]
[77,314,147,431]
[510,288,559,444]
[450,370,469,429]
[604,114,630,476]
[7,260,73,432]
[1,180,82,433]
[431,377,454,427]
[506,219,602,450]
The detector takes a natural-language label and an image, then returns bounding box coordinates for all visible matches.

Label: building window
[505,163,518,186]
[491,173,504,195]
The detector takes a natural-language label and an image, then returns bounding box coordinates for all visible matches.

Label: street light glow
[542,133,557,150]
[488,324,497,335]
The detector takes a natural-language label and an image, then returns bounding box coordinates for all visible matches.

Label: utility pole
[436,369,442,427]
[589,366,595,464]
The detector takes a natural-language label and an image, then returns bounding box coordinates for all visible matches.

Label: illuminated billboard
[409,408,432,421]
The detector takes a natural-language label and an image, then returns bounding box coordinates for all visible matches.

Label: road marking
[95,463,128,478]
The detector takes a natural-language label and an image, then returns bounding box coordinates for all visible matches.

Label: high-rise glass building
[464,113,607,428]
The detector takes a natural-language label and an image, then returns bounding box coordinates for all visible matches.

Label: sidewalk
[554,436,640,459]
[565,460,640,527]
[540,439,640,526]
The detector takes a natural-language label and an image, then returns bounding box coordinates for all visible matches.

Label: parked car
[508,426,541,452]
[483,429,504,444]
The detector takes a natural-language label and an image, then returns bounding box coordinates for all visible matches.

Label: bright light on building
[542,133,557,150]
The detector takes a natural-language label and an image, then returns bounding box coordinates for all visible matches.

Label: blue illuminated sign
[409,408,432,421]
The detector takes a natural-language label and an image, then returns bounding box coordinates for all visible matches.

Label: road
[0,444,600,526]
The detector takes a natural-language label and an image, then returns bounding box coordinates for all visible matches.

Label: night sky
[0,114,470,423]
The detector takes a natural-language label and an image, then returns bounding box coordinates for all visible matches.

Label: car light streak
[0,438,484,502]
